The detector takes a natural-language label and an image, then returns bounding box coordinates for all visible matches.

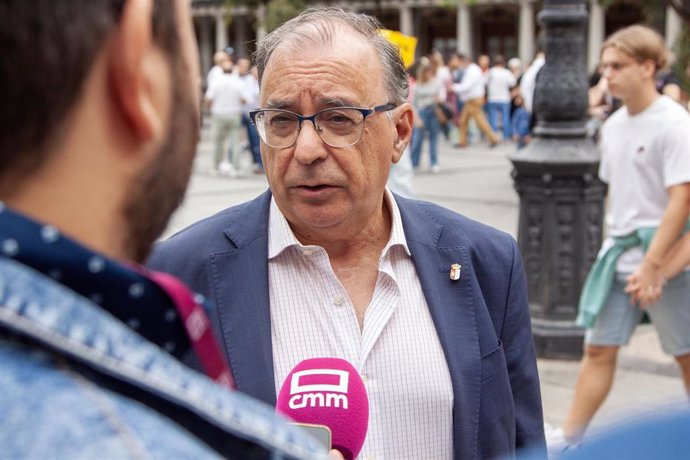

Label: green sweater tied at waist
[576,223,689,328]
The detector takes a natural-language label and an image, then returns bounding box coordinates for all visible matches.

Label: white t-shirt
[452,62,485,102]
[520,56,545,113]
[598,95,690,272]
[206,65,224,89]
[205,72,247,117]
[487,67,517,103]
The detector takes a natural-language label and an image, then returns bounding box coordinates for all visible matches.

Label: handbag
[434,102,453,124]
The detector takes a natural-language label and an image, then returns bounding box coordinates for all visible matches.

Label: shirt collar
[268,197,313,259]
[0,203,190,361]
[268,188,411,259]
[383,188,412,257]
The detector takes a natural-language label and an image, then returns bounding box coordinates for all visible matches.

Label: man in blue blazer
[150,8,545,459]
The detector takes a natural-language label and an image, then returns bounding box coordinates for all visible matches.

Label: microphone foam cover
[276,358,369,460]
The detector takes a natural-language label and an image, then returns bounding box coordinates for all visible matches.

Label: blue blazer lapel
[397,196,481,459]
[210,192,276,405]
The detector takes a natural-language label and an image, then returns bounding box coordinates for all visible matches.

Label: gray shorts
[585,271,690,356]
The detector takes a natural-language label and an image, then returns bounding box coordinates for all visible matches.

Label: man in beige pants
[451,54,499,148]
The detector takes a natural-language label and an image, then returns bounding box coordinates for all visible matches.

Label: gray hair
[253,8,409,105]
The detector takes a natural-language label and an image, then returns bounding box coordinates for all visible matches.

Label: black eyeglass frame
[248,103,398,148]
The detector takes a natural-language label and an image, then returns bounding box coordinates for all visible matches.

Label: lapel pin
[449,263,462,281]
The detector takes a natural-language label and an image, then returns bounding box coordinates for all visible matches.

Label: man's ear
[642,59,658,80]
[391,103,414,164]
[108,0,167,142]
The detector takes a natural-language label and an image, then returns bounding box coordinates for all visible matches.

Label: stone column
[587,0,605,73]
[519,0,535,65]
[215,11,228,53]
[457,1,472,55]
[256,5,267,42]
[234,14,249,57]
[665,4,682,50]
[510,0,605,359]
[199,16,213,79]
[400,4,413,37]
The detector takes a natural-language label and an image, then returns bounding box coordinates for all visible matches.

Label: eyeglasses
[249,103,397,149]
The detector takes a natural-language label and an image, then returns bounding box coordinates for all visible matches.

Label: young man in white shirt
[559,24,690,448]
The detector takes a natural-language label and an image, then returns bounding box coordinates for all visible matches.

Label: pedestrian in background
[205,58,248,176]
[447,52,466,142]
[508,57,524,120]
[487,55,517,141]
[451,54,499,148]
[477,54,491,76]
[431,50,454,140]
[411,61,443,173]
[508,57,523,80]
[586,64,621,140]
[553,24,690,451]
[237,57,263,173]
[511,94,531,149]
[520,51,545,135]
[206,50,231,89]
[387,66,418,197]
[431,50,451,104]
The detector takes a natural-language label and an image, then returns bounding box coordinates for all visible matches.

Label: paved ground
[164,122,687,440]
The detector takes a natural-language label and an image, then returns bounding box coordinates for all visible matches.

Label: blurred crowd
[404,48,689,174]
[406,50,539,173]
[202,46,690,183]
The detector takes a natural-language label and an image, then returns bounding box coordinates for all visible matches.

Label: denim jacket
[0,257,327,460]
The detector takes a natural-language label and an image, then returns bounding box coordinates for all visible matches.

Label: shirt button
[334,296,344,306]
[361,375,368,383]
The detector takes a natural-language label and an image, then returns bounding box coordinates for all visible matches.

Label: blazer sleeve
[502,241,547,456]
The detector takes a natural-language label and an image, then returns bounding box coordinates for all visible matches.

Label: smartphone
[292,423,332,450]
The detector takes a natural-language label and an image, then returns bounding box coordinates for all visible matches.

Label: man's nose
[293,120,328,164]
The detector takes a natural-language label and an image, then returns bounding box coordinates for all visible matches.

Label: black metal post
[510,0,606,359]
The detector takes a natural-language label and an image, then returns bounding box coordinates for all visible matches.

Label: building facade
[191,0,684,76]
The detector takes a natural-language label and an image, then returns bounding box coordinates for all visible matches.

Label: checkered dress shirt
[268,189,454,460]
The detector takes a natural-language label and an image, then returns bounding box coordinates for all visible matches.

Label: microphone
[276,358,369,460]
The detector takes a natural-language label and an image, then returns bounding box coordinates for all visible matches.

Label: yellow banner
[380,29,418,68]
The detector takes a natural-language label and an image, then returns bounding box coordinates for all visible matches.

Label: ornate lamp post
[510,0,606,359]
[670,0,690,20]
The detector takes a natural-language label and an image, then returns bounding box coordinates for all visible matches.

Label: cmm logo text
[288,369,349,410]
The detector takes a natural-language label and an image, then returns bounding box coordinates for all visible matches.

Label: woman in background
[410,61,442,173]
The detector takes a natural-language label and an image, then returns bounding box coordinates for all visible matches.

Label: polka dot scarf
[0,203,235,389]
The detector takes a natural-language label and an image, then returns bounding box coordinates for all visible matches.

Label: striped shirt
[268,189,454,460]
